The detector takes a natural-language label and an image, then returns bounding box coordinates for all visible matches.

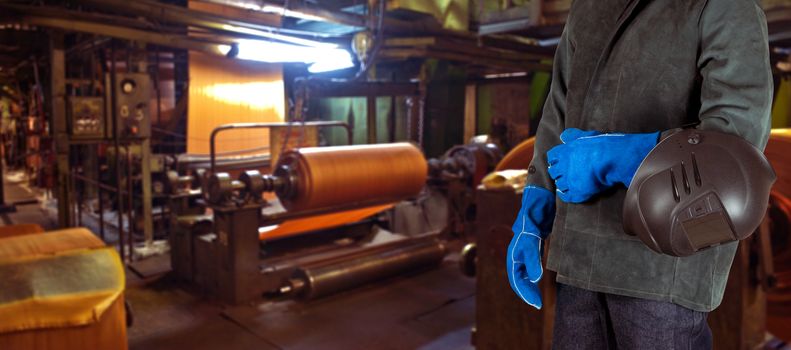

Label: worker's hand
[547,128,660,203]
[506,186,555,309]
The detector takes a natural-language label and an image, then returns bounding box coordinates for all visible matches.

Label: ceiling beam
[22,16,228,55]
[77,0,340,40]
[193,0,367,28]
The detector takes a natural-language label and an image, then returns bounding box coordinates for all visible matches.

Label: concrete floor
[125,262,475,350]
[2,170,791,349]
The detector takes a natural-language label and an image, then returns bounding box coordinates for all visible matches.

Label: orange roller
[276,143,427,212]
[496,137,536,171]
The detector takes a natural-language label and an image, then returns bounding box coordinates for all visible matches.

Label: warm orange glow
[771,128,791,137]
[201,81,285,115]
[258,204,395,241]
[187,52,285,155]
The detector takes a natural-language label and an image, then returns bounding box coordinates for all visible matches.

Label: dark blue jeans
[552,283,712,350]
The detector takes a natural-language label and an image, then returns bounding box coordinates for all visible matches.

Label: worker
[506,0,772,349]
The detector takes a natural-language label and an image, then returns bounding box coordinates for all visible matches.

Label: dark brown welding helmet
[623,129,776,257]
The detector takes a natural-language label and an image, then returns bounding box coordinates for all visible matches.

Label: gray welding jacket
[527,0,773,312]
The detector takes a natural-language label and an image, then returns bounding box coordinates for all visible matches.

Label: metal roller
[238,170,266,202]
[277,237,446,300]
[206,143,427,209]
[165,170,196,195]
[275,143,427,211]
[429,143,502,186]
[207,172,245,204]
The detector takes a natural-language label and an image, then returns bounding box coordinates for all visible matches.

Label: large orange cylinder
[275,143,427,212]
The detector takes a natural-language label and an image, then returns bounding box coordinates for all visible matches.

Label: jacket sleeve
[694,0,773,150]
[526,28,572,190]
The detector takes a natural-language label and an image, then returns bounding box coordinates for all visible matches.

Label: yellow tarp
[0,247,124,333]
[0,228,124,334]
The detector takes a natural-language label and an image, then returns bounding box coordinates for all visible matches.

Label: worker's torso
[564,0,704,133]
[546,0,739,312]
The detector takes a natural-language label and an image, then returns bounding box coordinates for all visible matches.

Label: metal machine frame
[167,122,502,305]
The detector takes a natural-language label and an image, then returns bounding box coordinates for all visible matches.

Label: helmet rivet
[688,134,700,145]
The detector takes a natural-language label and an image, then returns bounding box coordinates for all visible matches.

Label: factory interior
[0,0,791,349]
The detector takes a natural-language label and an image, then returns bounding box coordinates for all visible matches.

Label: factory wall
[312,96,410,146]
[421,61,466,157]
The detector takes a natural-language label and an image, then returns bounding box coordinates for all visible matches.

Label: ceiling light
[308,57,355,73]
[222,39,354,73]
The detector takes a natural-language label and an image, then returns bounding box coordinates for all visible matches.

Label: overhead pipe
[194,0,367,28]
[22,16,227,55]
[194,0,479,40]
[77,0,344,40]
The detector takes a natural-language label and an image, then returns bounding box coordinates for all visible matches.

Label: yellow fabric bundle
[0,228,105,260]
[481,169,528,190]
[0,228,124,333]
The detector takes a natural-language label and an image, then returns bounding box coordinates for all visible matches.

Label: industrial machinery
[67,72,151,140]
[67,97,106,139]
[166,122,501,305]
[63,71,156,262]
[112,73,151,140]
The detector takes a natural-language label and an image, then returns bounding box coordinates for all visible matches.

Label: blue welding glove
[506,185,556,309]
[547,128,660,203]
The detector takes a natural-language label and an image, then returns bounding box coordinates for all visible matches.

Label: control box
[108,73,151,139]
[68,97,106,139]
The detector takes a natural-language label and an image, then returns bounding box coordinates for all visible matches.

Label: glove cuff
[621,131,661,186]
[514,185,557,238]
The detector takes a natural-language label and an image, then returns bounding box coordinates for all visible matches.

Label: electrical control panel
[68,97,106,139]
[109,73,151,139]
